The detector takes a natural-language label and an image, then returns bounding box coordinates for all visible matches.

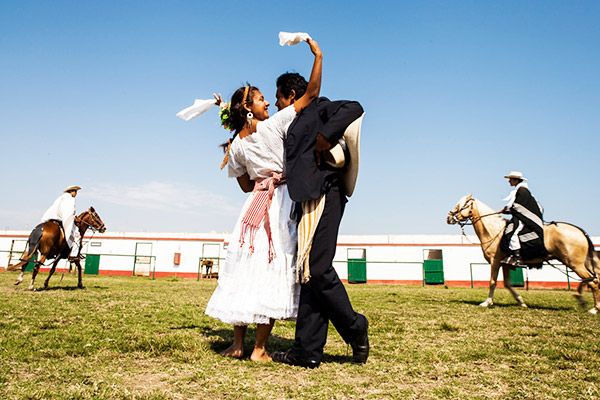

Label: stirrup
[501,255,524,268]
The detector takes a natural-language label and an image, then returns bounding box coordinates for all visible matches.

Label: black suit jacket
[285,97,364,202]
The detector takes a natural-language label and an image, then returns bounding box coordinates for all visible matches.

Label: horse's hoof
[587,308,598,315]
[13,280,22,286]
[479,300,493,307]
[520,303,528,308]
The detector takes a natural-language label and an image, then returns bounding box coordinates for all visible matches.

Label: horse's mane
[473,198,506,231]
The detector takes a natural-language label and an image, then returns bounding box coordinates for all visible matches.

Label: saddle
[23,220,71,260]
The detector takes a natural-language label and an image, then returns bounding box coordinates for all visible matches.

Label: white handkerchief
[176,99,216,121]
[279,31,311,46]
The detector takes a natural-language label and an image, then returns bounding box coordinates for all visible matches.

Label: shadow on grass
[449,299,574,311]
[38,285,108,291]
[35,286,83,291]
[322,353,355,365]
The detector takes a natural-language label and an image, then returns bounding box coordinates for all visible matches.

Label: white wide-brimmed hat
[63,185,82,193]
[324,113,364,197]
[504,171,527,181]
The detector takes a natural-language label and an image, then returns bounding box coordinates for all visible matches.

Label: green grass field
[1,271,599,400]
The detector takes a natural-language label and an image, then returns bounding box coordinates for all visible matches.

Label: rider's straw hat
[504,171,527,181]
[63,185,82,193]
[324,113,364,197]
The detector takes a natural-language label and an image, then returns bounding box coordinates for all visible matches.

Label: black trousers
[291,182,366,362]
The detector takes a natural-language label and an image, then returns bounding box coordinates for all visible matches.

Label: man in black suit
[271,73,369,368]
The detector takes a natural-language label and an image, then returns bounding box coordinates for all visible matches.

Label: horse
[200,258,214,278]
[447,194,600,314]
[7,207,106,290]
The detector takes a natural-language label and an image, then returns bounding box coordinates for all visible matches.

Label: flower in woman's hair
[219,102,233,131]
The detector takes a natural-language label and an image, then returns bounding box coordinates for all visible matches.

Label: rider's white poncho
[40,193,77,248]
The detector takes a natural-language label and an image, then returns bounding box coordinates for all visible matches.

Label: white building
[1,230,596,290]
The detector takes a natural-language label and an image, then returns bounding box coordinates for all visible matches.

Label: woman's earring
[246,111,253,127]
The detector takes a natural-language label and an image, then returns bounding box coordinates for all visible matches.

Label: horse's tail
[6,224,44,271]
[6,241,39,271]
[549,221,597,278]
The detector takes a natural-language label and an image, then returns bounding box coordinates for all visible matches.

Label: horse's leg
[43,259,60,290]
[573,281,588,309]
[585,278,600,314]
[75,260,84,289]
[12,252,35,285]
[502,266,527,307]
[29,255,47,291]
[480,260,501,307]
[14,261,28,285]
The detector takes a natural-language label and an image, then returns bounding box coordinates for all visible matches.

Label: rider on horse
[498,171,547,268]
[40,185,82,258]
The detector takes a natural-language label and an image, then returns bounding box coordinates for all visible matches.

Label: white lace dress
[205,105,300,325]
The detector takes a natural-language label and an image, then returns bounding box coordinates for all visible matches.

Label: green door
[84,254,100,275]
[347,248,367,283]
[25,253,38,272]
[508,267,524,287]
[423,250,444,285]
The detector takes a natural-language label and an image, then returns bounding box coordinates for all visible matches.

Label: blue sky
[1,1,599,235]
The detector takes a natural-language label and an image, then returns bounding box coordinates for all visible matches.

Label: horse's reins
[451,199,503,250]
[543,261,594,283]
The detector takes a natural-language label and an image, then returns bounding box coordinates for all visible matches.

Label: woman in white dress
[205,38,322,361]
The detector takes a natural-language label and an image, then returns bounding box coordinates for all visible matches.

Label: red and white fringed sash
[239,172,286,263]
[296,194,326,284]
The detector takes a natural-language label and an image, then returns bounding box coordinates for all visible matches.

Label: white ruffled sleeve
[227,140,247,178]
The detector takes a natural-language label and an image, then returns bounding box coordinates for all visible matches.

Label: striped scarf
[239,172,285,263]
[296,194,326,284]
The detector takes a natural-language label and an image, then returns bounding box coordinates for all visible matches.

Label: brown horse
[200,258,215,278]
[7,207,106,290]
[447,195,600,313]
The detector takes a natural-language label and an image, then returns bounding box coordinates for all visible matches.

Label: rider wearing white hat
[40,186,81,257]
[498,172,546,267]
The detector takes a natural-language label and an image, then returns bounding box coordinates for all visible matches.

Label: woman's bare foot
[220,344,244,359]
[250,347,272,362]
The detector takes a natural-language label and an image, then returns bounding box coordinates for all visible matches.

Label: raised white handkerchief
[176,99,216,121]
[279,31,311,46]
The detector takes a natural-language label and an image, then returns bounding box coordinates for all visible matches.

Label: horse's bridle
[76,209,105,232]
[449,198,502,227]
[449,197,505,250]
[448,198,475,227]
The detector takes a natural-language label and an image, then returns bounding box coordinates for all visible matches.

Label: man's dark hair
[276,72,308,99]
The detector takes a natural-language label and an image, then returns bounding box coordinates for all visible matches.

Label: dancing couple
[201,36,368,368]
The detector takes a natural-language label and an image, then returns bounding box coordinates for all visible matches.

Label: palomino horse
[447,195,600,314]
[7,207,106,290]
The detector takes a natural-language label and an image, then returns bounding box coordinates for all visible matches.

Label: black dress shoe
[272,350,320,369]
[350,318,369,364]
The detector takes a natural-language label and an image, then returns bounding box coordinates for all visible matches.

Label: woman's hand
[306,38,322,58]
[213,93,223,106]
